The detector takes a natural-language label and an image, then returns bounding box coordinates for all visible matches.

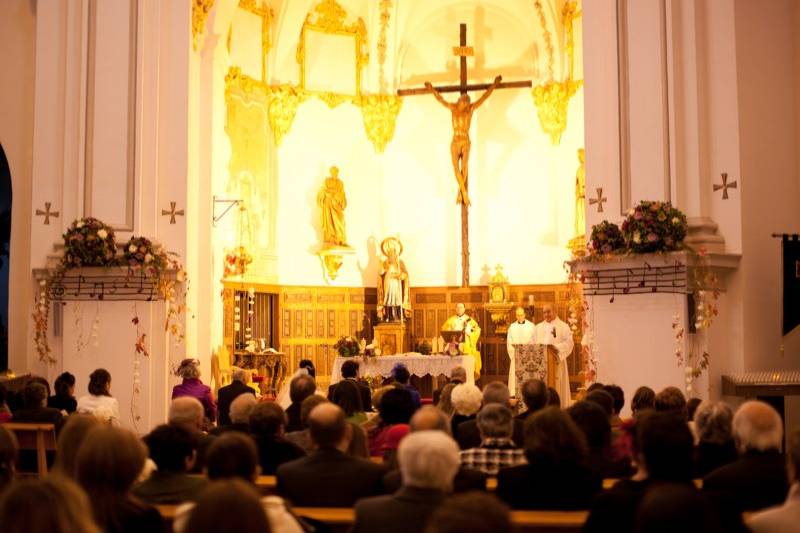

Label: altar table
[330,354,475,386]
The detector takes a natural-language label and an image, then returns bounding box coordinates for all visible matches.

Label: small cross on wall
[35,202,60,225]
[713,172,738,200]
[161,202,185,224]
[588,187,607,213]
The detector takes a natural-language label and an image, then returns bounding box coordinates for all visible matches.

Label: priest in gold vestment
[442,302,482,376]
[317,166,348,246]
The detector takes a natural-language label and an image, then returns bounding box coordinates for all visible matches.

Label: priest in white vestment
[534,304,575,406]
[506,307,535,395]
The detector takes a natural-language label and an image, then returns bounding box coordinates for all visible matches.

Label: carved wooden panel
[282,310,291,337]
[294,311,303,337]
[416,293,446,304]
[305,310,314,338]
[425,310,436,338]
[318,293,345,304]
[316,310,325,338]
[285,292,313,304]
[327,310,336,338]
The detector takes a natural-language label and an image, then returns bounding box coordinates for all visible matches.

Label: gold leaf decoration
[359,94,403,153]
[533,0,555,80]
[316,92,350,109]
[532,80,582,145]
[266,85,309,145]
[192,0,215,51]
[377,0,393,92]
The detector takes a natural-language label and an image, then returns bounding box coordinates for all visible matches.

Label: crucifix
[398,23,532,287]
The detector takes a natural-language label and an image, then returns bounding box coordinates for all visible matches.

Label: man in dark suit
[515,379,549,424]
[285,374,317,432]
[216,370,256,426]
[456,382,523,449]
[328,360,372,412]
[210,392,255,436]
[353,431,460,533]
[134,424,207,504]
[277,403,385,506]
[249,401,305,475]
[13,382,64,429]
[703,400,789,512]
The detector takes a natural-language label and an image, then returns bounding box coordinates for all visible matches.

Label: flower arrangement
[223,246,253,278]
[62,217,117,268]
[123,236,167,277]
[334,335,360,356]
[589,221,625,255]
[621,201,687,253]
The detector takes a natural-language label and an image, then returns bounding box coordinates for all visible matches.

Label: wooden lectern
[513,344,559,401]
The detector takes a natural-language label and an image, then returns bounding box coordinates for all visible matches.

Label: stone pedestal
[374,321,409,356]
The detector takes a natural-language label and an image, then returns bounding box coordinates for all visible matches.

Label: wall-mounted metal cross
[713,172,737,200]
[35,202,60,225]
[161,202,185,224]
[589,187,607,213]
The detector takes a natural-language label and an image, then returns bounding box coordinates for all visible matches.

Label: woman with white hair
[449,384,482,436]
[172,359,217,425]
[693,401,737,477]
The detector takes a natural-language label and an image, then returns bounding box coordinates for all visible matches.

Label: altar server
[506,307,535,395]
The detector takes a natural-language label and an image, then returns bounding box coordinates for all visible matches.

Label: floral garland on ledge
[32,217,189,365]
[576,201,718,390]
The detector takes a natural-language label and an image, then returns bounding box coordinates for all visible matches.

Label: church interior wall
[0,0,35,373]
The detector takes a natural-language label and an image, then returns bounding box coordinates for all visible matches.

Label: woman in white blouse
[76,368,120,426]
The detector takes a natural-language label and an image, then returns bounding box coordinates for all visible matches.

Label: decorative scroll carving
[192,0,215,51]
[359,94,403,153]
[532,79,582,145]
[265,84,308,145]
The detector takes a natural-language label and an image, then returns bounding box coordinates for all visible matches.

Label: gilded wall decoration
[562,0,582,80]
[532,79,582,145]
[265,85,308,145]
[192,0,215,51]
[237,0,274,82]
[359,94,402,153]
[533,0,555,80]
[377,0,393,92]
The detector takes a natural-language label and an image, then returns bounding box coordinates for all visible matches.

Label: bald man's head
[542,304,555,322]
[308,403,350,450]
[410,406,452,435]
[733,400,783,453]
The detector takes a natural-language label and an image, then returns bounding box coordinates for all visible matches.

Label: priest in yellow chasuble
[442,302,482,376]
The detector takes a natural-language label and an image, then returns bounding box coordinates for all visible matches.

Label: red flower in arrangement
[621,201,687,253]
[589,221,625,256]
[61,217,117,269]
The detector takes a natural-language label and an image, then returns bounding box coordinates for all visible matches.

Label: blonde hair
[450,384,483,416]
[0,477,100,533]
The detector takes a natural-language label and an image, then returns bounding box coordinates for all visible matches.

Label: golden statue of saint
[317,166,348,246]
[575,148,586,237]
[377,237,410,322]
[425,76,503,207]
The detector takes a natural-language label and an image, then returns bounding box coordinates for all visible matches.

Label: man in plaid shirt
[459,404,527,475]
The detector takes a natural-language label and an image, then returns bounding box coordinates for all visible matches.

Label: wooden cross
[713,172,737,200]
[398,23,532,287]
[161,202,184,224]
[588,187,607,213]
[35,202,59,225]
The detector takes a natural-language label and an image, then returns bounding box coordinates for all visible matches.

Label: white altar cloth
[330,353,475,386]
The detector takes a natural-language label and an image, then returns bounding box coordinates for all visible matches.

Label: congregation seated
[449,383,482,437]
[353,431,460,533]
[277,403,386,507]
[0,384,11,423]
[210,392,256,436]
[183,479,272,533]
[328,359,372,412]
[432,365,467,406]
[173,432,303,533]
[172,358,217,427]
[584,388,614,418]
[702,400,788,512]
[567,400,632,478]
[249,401,306,475]
[331,378,368,424]
[169,396,216,472]
[215,368,255,427]
[654,386,688,419]
[76,368,120,426]
[0,426,17,494]
[602,384,625,430]
[12,381,64,429]
[496,406,601,509]
[285,373,317,432]
[383,406,486,494]
[367,387,414,457]
[630,386,656,416]
[692,401,738,478]
[425,491,512,533]
[76,425,163,533]
[459,404,526,476]
[546,386,561,408]
[435,382,457,417]
[516,379,549,424]
[133,424,207,504]
[0,476,100,533]
[635,482,724,533]
[285,394,328,453]
[455,382,524,449]
[749,428,800,532]
[390,363,421,409]
[47,372,77,415]
[52,414,102,479]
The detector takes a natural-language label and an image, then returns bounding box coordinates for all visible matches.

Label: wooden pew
[4,422,57,478]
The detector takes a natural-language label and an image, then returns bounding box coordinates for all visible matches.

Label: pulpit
[513,344,558,401]
[374,322,409,355]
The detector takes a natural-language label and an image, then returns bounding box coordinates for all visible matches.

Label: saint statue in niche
[317,166,348,246]
[574,148,586,238]
[377,237,410,322]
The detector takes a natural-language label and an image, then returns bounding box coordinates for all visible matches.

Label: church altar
[330,354,475,386]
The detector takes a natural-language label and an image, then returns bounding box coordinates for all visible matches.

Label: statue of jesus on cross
[424,75,502,207]
[398,23,531,286]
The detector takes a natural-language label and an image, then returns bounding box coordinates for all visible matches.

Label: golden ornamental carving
[225,67,268,99]
[192,0,215,51]
[532,79,582,145]
[316,92,350,109]
[265,85,308,145]
[568,148,587,256]
[377,0,393,92]
[562,1,582,80]
[533,0,555,80]
[238,0,274,82]
[359,94,403,153]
